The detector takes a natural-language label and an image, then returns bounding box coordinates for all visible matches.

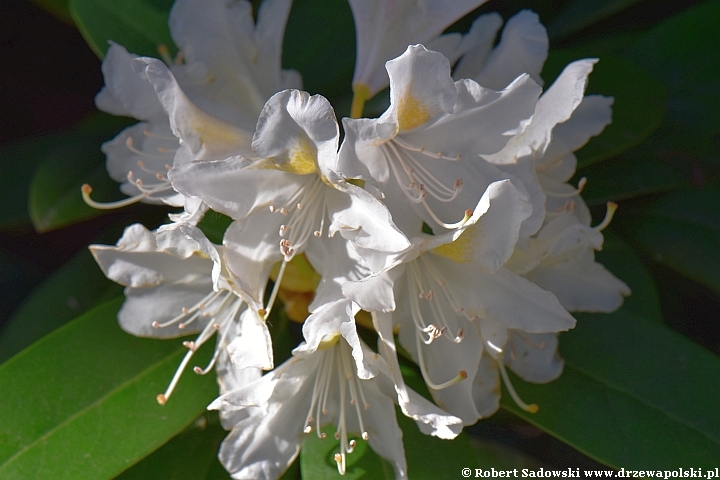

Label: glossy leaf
[616,184,720,294]
[0,133,83,229]
[27,113,133,232]
[0,298,218,479]
[0,248,121,364]
[116,413,231,480]
[547,0,643,40]
[577,152,689,207]
[300,414,483,480]
[282,0,355,111]
[70,0,175,59]
[542,50,666,168]
[623,0,720,158]
[501,308,720,468]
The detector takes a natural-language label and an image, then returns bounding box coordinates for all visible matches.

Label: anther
[361,432,369,440]
[182,341,195,350]
[156,394,167,405]
[280,208,289,216]
[269,205,276,212]
[152,321,160,328]
[594,202,618,231]
[304,426,312,434]
[193,366,203,374]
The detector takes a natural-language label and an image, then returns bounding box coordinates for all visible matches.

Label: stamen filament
[594,202,618,231]
[498,361,538,413]
[81,184,145,210]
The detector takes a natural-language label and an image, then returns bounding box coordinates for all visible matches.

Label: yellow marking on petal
[318,333,341,350]
[432,226,480,264]
[190,112,251,151]
[397,90,430,132]
[286,137,318,175]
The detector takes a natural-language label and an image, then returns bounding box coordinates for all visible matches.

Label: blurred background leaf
[70,0,176,59]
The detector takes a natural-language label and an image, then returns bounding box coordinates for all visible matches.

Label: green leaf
[27,113,133,232]
[283,0,355,111]
[576,150,689,207]
[196,212,233,245]
[615,183,720,294]
[623,0,720,159]
[300,414,483,480]
[542,50,666,168]
[301,425,395,480]
[0,298,218,479]
[0,248,121,364]
[116,412,231,480]
[70,0,175,59]
[596,229,662,323]
[547,0,643,40]
[501,308,720,468]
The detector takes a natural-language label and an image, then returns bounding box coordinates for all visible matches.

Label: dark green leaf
[543,50,666,168]
[501,308,720,468]
[116,412,231,480]
[300,413,483,480]
[623,0,720,161]
[0,298,218,479]
[547,0,643,40]
[615,183,720,294]
[596,229,662,323]
[70,0,175,59]
[0,248,121,364]
[197,212,233,245]
[577,152,689,207]
[283,0,355,111]
[301,425,395,480]
[27,113,133,232]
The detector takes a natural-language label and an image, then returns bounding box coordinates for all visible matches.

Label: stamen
[126,137,173,159]
[545,177,588,198]
[262,259,288,319]
[416,330,467,390]
[498,361,538,413]
[594,202,618,231]
[81,184,145,210]
[156,349,194,405]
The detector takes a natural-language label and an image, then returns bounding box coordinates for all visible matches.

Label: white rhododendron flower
[85,3,633,478]
[170,89,410,314]
[210,299,461,480]
[348,0,487,101]
[90,222,271,404]
[86,0,300,223]
[340,45,543,237]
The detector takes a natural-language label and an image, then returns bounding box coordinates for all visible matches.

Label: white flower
[90,222,272,404]
[506,210,631,313]
[170,89,410,315]
[209,299,462,480]
[349,0,488,100]
[339,45,543,237]
[344,180,576,423]
[454,10,548,90]
[86,0,300,220]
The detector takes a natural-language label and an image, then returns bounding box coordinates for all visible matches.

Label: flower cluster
[87,1,630,478]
